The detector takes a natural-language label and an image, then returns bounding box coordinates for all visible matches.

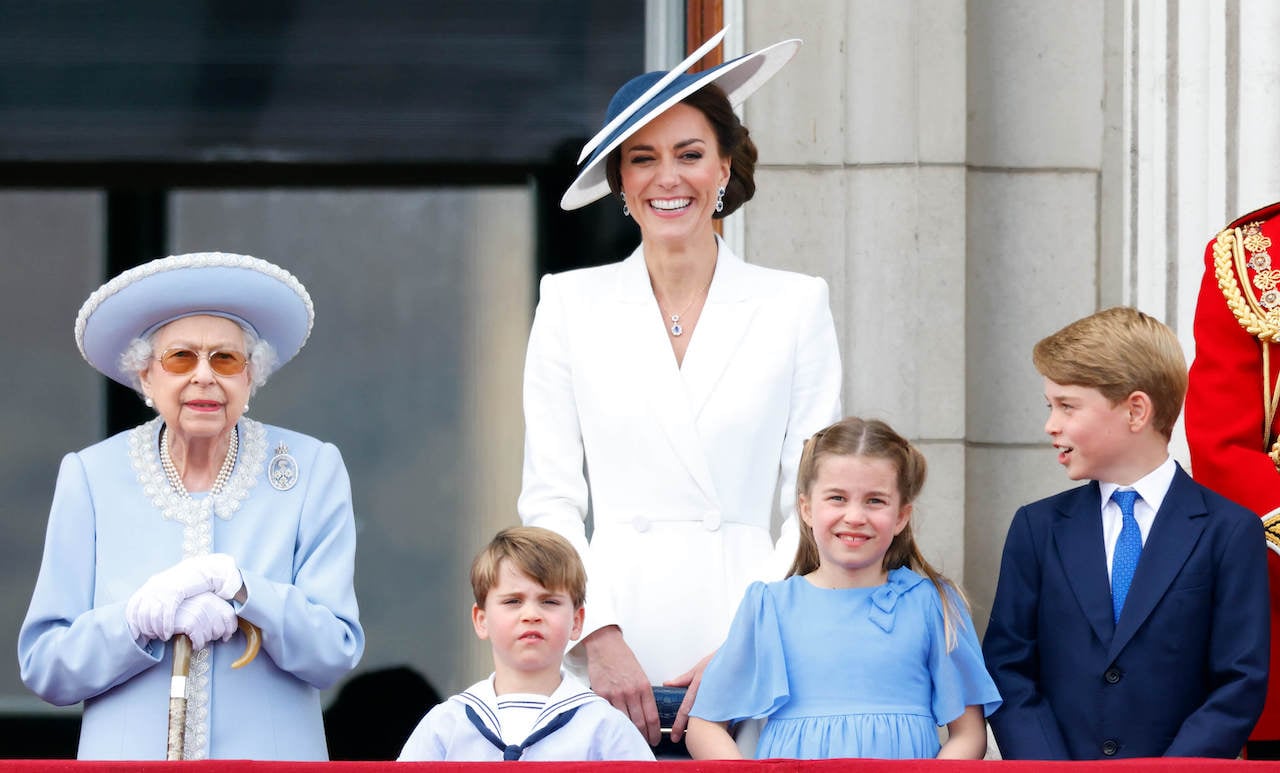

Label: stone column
[741,0,971,584]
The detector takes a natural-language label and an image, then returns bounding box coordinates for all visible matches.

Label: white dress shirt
[1098,455,1177,583]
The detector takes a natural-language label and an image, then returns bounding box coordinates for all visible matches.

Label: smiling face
[617,102,731,250]
[472,560,584,694]
[1042,377,1139,483]
[139,315,251,445]
[798,454,911,589]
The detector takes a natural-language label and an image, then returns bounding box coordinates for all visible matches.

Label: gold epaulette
[1265,511,1280,551]
[1215,222,1280,342]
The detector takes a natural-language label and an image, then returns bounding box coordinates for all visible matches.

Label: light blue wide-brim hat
[75,252,314,387]
[560,28,801,211]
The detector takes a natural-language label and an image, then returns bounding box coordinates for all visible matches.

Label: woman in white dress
[519,29,842,748]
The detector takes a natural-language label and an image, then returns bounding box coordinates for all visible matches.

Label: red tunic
[1186,200,1280,741]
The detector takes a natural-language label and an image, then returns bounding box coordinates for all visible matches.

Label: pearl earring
[144,396,154,408]
[242,401,249,414]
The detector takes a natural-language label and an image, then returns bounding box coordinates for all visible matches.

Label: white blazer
[519,238,841,683]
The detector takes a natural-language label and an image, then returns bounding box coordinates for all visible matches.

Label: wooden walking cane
[166,618,262,760]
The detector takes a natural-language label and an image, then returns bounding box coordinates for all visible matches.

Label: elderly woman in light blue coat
[18,254,364,760]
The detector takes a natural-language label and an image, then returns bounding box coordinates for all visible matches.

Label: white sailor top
[397,671,653,761]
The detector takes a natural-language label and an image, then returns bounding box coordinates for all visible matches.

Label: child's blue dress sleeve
[690,580,790,722]
[929,585,1003,724]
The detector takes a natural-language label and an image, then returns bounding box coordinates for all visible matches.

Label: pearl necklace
[161,426,239,498]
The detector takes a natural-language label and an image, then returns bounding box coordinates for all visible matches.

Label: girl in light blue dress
[685,417,1000,760]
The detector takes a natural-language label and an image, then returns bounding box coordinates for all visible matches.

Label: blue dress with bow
[691,568,1000,759]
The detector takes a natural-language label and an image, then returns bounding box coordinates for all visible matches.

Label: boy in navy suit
[983,307,1269,759]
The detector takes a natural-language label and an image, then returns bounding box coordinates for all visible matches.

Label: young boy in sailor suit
[397,527,653,761]
[982,307,1270,759]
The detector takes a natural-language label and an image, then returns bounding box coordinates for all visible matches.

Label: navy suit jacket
[982,465,1269,759]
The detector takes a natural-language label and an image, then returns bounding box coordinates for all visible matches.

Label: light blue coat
[18,418,364,759]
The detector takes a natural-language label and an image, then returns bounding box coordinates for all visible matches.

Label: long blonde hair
[789,416,970,650]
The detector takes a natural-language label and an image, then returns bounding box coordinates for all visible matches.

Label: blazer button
[631,515,651,532]
[1102,739,1119,756]
[703,511,721,531]
[1104,668,1122,684]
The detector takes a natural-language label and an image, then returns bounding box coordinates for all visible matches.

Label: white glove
[125,554,243,642]
[173,592,238,651]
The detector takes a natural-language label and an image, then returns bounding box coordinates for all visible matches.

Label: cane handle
[165,621,259,760]
[232,618,262,669]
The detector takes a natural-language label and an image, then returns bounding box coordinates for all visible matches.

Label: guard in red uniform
[1187,200,1280,757]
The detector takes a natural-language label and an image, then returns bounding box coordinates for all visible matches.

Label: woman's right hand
[125,554,244,642]
[582,625,661,745]
[172,592,238,651]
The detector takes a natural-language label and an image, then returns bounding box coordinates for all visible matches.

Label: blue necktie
[464,704,582,761]
[1111,489,1142,624]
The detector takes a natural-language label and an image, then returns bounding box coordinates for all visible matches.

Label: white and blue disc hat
[560,28,801,211]
[75,252,314,387]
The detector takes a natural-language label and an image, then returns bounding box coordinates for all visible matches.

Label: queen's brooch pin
[268,441,299,491]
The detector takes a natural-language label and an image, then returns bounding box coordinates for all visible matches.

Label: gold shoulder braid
[1214,222,1280,340]
[1265,512,1280,551]
[1213,222,1280,469]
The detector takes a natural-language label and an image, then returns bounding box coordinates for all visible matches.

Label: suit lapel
[1107,466,1208,661]
[680,241,759,420]
[614,249,720,507]
[1051,482,1116,645]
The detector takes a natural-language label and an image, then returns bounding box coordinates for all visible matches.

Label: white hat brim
[561,37,801,211]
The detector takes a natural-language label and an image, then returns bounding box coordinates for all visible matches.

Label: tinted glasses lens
[159,349,199,374]
[159,349,247,376]
[207,351,248,375]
